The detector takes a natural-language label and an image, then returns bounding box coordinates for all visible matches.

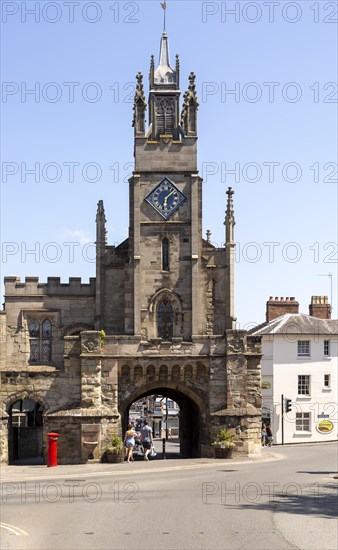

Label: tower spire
[155,32,175,84]
[148,5,180,140]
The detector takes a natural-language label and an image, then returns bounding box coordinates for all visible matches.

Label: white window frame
[324,374,331,388]
[297,340,310,357]
[298,375,310,396]
[295,412,311,432]
[324,340,331,357]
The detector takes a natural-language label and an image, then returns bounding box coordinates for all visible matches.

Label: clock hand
[163,189,175,208]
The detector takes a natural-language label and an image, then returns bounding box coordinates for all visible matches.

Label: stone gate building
[0,31,262,464]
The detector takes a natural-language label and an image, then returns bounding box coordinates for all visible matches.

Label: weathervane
[160,1,167,32]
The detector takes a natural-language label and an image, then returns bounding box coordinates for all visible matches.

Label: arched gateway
[121,384,202,458]
[0,26,262,465]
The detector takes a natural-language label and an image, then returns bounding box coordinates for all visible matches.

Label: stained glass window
[157,300,174,341]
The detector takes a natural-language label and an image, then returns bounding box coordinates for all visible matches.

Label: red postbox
[47,432,59,467]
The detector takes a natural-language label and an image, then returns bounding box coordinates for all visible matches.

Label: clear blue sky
[1,0,337,326]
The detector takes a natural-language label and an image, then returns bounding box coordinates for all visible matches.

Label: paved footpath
[0,450,281,483]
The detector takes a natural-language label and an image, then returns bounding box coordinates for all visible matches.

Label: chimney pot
[309,295,331,319]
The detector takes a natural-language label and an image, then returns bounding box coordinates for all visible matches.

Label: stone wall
[1,319,262,463]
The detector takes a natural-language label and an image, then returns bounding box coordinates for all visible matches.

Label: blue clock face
[145,178,187,220]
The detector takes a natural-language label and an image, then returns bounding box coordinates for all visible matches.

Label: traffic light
[285,398,292,413]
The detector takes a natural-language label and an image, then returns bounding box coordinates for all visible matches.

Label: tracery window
[157,300,174,341]
[28,319,52,364]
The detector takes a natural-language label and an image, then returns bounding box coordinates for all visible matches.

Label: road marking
[0,522,29,536]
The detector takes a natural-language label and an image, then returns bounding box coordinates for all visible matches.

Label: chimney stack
[309,296,331,319]
[266,297,299,322]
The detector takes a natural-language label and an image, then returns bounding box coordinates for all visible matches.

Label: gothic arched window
[157,300,174,341]
[162,238,170,271]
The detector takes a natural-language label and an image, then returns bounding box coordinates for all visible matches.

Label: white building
[251,297,337,444]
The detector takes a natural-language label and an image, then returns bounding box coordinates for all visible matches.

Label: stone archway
[120,382,204,458]
[7,398,44,464]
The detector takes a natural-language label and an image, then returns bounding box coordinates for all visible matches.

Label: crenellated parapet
[4,276,96,296]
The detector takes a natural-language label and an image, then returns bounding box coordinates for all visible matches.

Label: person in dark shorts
[266,424,273,447]
[141,420,153,461]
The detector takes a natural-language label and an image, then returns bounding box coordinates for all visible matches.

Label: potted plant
[212,428,236,458]
[103,435,123,463]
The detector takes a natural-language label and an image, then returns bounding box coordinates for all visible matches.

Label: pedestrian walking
[141,420,153,461]
[261,424,267,447]
[124,423,135,462]
[266,424,273,447]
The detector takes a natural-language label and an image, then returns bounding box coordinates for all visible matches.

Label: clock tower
[0,20,263,465]
[125,31,235,341]
[92,25,262,458]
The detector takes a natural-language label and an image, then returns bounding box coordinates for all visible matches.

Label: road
[0,442,337,550]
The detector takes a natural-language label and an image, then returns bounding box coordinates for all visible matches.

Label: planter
[104,450,123,463]
[214,446,233,459]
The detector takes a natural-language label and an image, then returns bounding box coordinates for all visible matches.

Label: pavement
[0,443,282,483]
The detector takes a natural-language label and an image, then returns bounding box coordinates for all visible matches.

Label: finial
[225,187,235,226]
[96,201,106,240]
[136,71,144,90]
[206,230,211,243]
[175,54,180,87]
[189,72,196,88]
[96,200,105,219]
[160,1,167,32]
[132,72,146,130]
[181,72,199,134]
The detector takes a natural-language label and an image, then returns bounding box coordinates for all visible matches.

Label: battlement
[4,276,96,296]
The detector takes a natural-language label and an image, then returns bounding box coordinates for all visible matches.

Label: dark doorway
[8,399,44,464]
